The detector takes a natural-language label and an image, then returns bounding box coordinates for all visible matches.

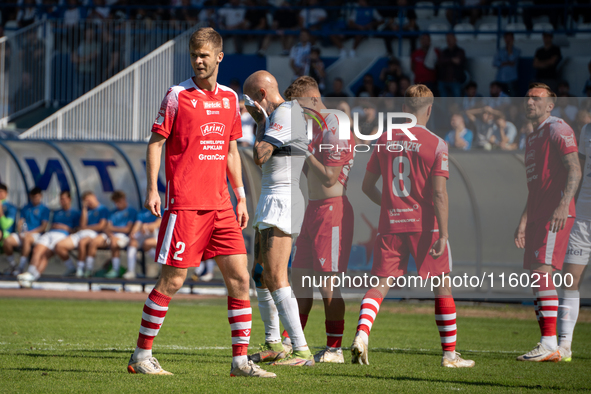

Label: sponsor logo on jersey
[206,110,220,115]
[525,150,535,163]
[155,110,165,125]
[566,248,583,256]
[222,97,230,109]
[191,99,198,108]
[441,153,449,171]
[269,122,283,131]
[561,133,576,148]
[201,122,225,136]
[199,153,226,160]
[203,101,222,109]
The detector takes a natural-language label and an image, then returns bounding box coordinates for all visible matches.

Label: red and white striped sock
[534,271,558,350]
[326,320,345,348]
[228,297,251,367]
[356,289,384,336]
[133,289,171,361]
[435,296,457,352]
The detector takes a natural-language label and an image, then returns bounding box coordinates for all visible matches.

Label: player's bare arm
[226,140,249,230]
[29,222,48,234]
[431,175,449,258]
[550,151,582,232]
[145,133,166,217]
[514,203,528,249]
[110,221,134,234]
[362,170,382,206]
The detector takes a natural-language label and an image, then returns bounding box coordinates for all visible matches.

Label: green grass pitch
[0,297,589,393]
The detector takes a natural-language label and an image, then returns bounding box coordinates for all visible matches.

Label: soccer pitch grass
[1,297,590,393]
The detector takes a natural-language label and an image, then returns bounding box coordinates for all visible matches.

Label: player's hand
[549,203,568,233]
[514,222,526,248]
[236,199,249,230]
[245,100,265,125]
[429,237,447,259]
[144,190,161,218]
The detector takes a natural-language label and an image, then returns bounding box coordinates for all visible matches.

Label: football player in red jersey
[514,83,581,362]
[350,85,475,368]
[127,28,275,378]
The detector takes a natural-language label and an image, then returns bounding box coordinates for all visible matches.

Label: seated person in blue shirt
[445,113,473,151]
[16,191,81,288]
[87,190,137,278]
[3,187,50,275]
[55,191,109,277]
[123,208,162,280]
[0,183,18,248]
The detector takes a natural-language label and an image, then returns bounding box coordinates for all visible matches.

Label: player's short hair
[189,27,223,53]
[81,191,94,200]
[528,82,557,103]
[284,76,319,100]
[111,190,126,202]
[60,190,71,198]
[0,183,7,192]
[29,187,42,196]
[404,84,434,113]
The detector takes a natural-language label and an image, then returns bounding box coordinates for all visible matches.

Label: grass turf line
[0,298,589,393]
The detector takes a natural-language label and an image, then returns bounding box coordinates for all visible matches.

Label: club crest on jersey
[191,99,198,108]
[201,122,225,136]
[222,97,230,109]
[561,133,576,148]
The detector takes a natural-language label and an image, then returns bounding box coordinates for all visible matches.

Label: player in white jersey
[243,70,314,366]
[558,123,591,361]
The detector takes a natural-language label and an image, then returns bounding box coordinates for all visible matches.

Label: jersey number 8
[392,156,411,197]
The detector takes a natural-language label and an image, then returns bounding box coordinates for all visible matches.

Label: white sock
[206,259,214,273]
[132,347,151,362]
[127,246,137,273]
[232,355,248,368]
[271,286,308,352]
[7,255,15,267]
[112,257,120,272]
[147,248,156,260]
[541,335,558,350]
[195,264,205,276]
[86,256,94,271]
[558,290,580,350]
[64,258,75,271]
[18,255,28,270]
[443,350,456,359]
[356,329,369,345]
[27,265,40,280]
[255,287,281,343]
[77,261,85,270]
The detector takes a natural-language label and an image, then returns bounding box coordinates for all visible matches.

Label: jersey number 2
[392,156,411,197]
[173,242,185,261]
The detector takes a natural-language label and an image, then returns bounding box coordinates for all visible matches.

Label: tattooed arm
[253,138,275,166]
[550,152,582,232]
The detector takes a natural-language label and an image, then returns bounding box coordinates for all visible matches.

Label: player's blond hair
[528,82,557,103]
[284,76,319,100]
[189,27,223,53]
[404,84,434,113]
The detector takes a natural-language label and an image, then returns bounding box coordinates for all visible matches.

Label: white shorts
[35,231,68,251]
[564,219,591,266]
[9,232,41,246]
[69,229,99,247]
[253,193,304,236]
[101,232,130,248]
[132,230,158,248]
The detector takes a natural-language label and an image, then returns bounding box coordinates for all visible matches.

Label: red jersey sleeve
[322,114,353,167]
[550,120,578,156]
[431,138,450,179]
[151,87,178,138]
[366,146,381,174]
[229,91,242,141]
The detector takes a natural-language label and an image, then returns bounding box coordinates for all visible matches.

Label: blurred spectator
[380,58,403,86]
[436,34,467,98]
[398,76,410,97]
[380,80,398,98]
[17,0,38,28]
[445,113,473,150]
[465,105,504,150]
[325,77,349,98]
[217,0,247,54]
[347,0,383,58]
[380,0,419,56]
[308,47,326,92]
[88,0,111,22]
[244,0,270,56]
[101,28,121,82]
[445,0,484,26]
[273,1,299,56]
[351,101,379,144]
[299,0,327,31]
[198,0,218,27]
[63,0,83,27]
[356,73,380,98]
[171,0,199,23]
[582,61,591,96]
[515,121,534,150]
[289,29,311,80]
[493,32,520,96]
[551,97,578,124]
[575,110,591,134]
[557,80,573,97]
[411,34,437,91]
[462,81,482,110]
[492,117,518,150]
[483,81,511,109]
[238,100,255,147]
[73,26,100,96]
[533,32,562,92]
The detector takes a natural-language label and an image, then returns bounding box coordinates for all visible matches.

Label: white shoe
[75,267,84,278]
[230,360,276,378]
[351,333,369,365]
[123,271,136,280]
[314,347,344,363]
[127,356,173,375]
[558,346,572,362]
[200,272,214,282]
[441,351,475,368]
[516,343,561,362]
[17,272,36,288]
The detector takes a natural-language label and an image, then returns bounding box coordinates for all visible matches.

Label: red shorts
[371,231,451,279]
[524,218,575,271]
[155,208,246,268]
[292,196,354,273]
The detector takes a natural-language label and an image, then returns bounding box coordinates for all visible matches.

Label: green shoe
[249,342,287,363]
[104,269,120,279]
[270,349,314,366]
